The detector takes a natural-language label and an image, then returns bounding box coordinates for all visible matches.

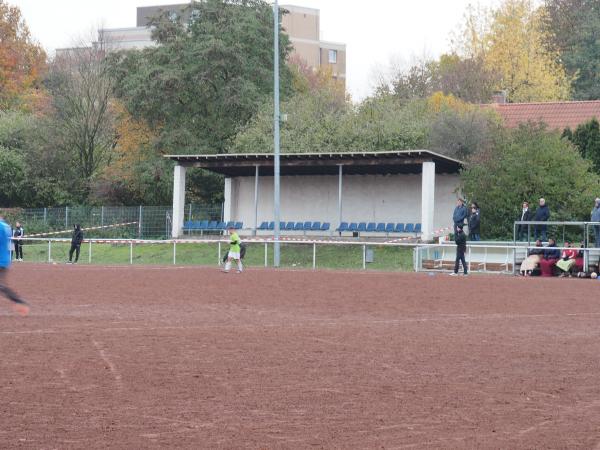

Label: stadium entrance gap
[165,151,464,241]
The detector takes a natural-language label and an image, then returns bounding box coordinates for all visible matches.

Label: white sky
[13,0,501,100]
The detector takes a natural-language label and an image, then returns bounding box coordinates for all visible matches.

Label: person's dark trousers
[595,225,600,248]
[14,241,23,260]
[454,250,467,274]
[470,233,481,241]
[535,225,547,241]
[517,226,528,241]
[69,244,81,263]
[0,268,25,304]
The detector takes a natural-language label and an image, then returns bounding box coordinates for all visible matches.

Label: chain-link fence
[0,205,223,239]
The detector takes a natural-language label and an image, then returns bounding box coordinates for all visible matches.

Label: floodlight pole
[273,0,281,267]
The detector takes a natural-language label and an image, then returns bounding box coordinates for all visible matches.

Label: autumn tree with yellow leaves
[0,0,46,110]
[454,0,571,102]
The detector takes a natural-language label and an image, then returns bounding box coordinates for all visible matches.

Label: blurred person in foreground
[0,215,29,316]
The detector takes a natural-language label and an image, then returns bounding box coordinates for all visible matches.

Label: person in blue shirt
[0,215,29,315]
[452,198,468,233]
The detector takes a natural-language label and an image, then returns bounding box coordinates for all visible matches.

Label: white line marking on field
[92,339,123,391]
[2,312,600,337]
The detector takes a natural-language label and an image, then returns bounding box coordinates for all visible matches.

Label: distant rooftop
[489,100,600,130]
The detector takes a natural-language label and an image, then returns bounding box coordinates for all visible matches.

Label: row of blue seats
[336,222,421,233]
[258,221,331,231]
[184,220,243,231]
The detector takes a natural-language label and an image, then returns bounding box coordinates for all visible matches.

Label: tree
[454,0,572,102]
[0,0,46,110]
[461,124,600,239]
[435,54,501,104]
[543,0,600,100]
[45,42,116,188]
[563,118,600,173]
[109,0,293,154]
[0,146,26,206]
[232,89,430,153]
[427,92,503,160]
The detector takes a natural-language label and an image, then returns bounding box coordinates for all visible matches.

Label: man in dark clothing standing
[468,203,481,241]
[12,222,24,261]
[67,224,84,264]
[450,224,468,276]
[533,198,550,241]
[452,198,468,234]
[517,201,531,241]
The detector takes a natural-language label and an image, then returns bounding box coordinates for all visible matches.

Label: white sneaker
[236,270,242,273]
[449,272,458,276]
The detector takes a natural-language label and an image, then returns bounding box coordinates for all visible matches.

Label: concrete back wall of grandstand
[227,173,460,231]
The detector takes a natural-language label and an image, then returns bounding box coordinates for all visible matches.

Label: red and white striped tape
[25,221,138,238]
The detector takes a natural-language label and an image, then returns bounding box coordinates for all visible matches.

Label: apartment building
[96,2,346,86]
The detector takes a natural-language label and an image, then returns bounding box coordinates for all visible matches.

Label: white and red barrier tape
[25,221,138,238]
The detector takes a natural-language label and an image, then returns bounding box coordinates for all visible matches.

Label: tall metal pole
[273,0,281,267]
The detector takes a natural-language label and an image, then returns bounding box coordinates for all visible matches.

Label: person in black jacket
[517,201,531,241]
[67,224,84,264]
[468,203,481,241]
[450,224,468,276]
[533,198,550,241]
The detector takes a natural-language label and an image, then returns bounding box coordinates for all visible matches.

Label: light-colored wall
[281,6,319,40]
[229,173,460,231]
[320,46,346,80]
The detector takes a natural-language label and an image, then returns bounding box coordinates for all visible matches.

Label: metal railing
[16,237,417,271]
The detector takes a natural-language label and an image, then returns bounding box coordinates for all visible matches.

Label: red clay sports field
[2,264,600,448]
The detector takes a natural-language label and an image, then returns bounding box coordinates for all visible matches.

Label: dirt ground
[1,264,600,449]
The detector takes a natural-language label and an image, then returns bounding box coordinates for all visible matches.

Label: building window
[328,49,337,64]
[168,11,179,22]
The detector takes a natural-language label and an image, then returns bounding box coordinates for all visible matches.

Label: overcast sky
[14,0,501,100]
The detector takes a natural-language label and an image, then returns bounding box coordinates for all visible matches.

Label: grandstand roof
[489,100,600,130]
[165,150,464,176]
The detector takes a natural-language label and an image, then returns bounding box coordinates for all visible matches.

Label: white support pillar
[223,177,233,223]
[254,165,260,234]
[338,164,343,226]
[172,164,186,238]
[421,161,435,242]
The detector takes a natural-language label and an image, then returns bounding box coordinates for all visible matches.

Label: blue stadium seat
[376,223,386,232]
[385,223,395,233]
[303,221,312,230]
[336,222,348,232]
[311,222,321,231]
[285,221,295,230]
[258,221,269,230]
[268,221,275,230]
[404,223,415,233]
[216,222,226,230]
[395,223,405,233]
[348,223,358,232]
[321,222,330,231]
[225,221,235,229]
[207,221,218,230]
[366,222,376,232]
[235,222,243,229]
[358,222,367,232]
[184,221,193,230]
[294,222,304,231]
[198,220,209,230]
[414,223,421,233]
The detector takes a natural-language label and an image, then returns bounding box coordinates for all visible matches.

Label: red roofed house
[488,100,600,130]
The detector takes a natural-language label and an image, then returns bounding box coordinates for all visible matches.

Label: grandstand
[166,151,464,241]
